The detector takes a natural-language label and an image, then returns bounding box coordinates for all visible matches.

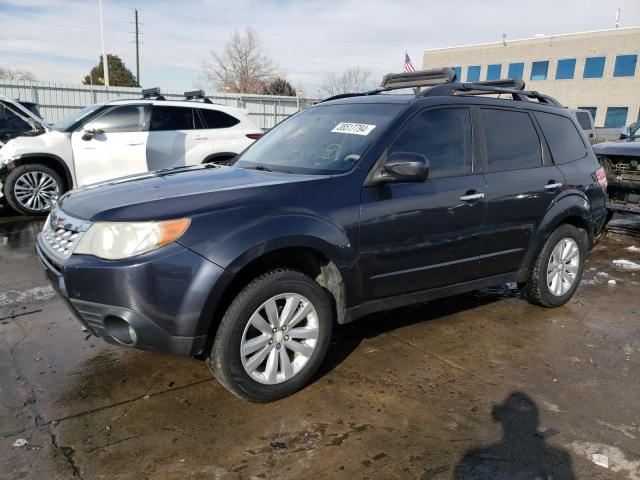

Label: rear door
[71,104,149,186]
[359,106,487,300]
[146,105,200,170]
[477,107,565,277]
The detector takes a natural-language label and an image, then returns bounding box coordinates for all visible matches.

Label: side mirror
[377,152,429,183]
[620,126,632,140]
[81,127,103,141]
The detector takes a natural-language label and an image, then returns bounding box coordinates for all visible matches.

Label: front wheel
[207,269,333,402]
[523,224,587,307]
[5,164,64,216]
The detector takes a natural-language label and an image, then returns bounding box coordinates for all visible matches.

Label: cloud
[1,0,639,93]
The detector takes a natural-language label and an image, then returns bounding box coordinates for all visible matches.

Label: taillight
[595,167,607,192]
[246,133,263,140]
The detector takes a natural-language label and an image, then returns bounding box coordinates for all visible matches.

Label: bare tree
[203,28,275,94]
[319,67,374,96]
[0,66,37,82]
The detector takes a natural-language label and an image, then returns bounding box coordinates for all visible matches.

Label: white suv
[0,90,263,215]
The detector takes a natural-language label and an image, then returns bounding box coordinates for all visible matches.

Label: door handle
[126,142,143,146]
[544,182,563,190]
[459,192,485,202]
[193,136,208,141]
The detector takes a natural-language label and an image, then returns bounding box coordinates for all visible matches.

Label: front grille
[42,222,80,259]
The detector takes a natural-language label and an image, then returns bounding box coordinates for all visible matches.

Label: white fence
[0,81,318,129]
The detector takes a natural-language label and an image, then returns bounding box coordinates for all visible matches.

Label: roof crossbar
[421,81,563,107]
[184,89,213,103]
[380,67,456,89]
[141,87,166,100]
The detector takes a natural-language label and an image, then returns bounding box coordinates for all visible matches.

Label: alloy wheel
[13,171,59,213]
[546,237,580,296]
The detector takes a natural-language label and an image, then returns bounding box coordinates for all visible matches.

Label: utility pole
[99,0,110,87]
[134,9,140,86]
[615,8,621,28]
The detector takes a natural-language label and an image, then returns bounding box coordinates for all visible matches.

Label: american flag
[404,52,416,72]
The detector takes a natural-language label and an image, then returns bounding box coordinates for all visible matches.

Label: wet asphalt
[0,209,639,479]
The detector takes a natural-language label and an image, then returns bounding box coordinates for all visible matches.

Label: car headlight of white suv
[74,218,190,260]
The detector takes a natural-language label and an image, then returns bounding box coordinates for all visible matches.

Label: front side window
[508,62,524,79]
[86,105,148,133]
[236,103,404,175]
[613,54,637,77]
[487,64,502,80]
[556,59,576,80]
[481,108,541,171]
[604,107,628,128]
[583,57,606,78]
[198,108,240,129]
[388,108,473,179]
[535,112,586,164]
[150,106,195,131]
[531,61,549,80]
[467,65,481,82]
[0,103,31,135]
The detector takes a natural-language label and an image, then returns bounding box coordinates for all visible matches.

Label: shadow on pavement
[453,391,575,479]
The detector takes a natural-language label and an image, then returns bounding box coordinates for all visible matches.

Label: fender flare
[518,193,593,278]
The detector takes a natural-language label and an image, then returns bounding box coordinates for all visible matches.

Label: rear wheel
[5,164,63,216]
[207,269,333,402]
[523,224,587,307]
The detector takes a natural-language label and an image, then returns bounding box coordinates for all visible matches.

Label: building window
[507,62,524,79]
[555,59,576,79]
[467,65,481,82]
[613,55,637,77]
[583,57,606,78]
[530,61,549,80]
[604,107,628,128]
[452,67,462,81]
[486,64,502,80]
[578,106,597,122]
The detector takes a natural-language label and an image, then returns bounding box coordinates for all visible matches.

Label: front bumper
[36,235,226,356]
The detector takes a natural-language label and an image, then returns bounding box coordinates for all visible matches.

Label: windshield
[53,104,105,131]
[236,103,404,174]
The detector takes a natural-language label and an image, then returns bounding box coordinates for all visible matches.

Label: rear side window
[481,109,542,171]
[198,108,240,129]
[150,106,195,131]
[535,112,587,164]
[574,112,592,130]
[388,107,473,179]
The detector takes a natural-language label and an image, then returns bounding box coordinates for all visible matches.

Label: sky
[0,0,639,96]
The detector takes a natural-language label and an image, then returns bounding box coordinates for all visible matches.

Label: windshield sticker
[331,122,376,136]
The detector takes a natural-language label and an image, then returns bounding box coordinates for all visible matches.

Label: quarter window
[467,65,481,82]
[574,112,592,130]
[535,112,586,164]
[604,107,628,128]
[87,105,148,133]
[555,59,576,80]
[530,61,549,80]
[583,57,606,78]
[613,55,637,77]
[508,62,524,79]
[198,108,240,129]
[487,64,501,80]
[150,106,195,131]
[388,108,473,179]
[481,109,542,171]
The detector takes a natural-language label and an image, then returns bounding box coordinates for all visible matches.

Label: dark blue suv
[36,70,608,402]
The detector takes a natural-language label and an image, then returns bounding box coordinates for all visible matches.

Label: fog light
[104,316,137,346]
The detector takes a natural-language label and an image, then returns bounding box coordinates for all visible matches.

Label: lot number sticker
[331,122,376,136]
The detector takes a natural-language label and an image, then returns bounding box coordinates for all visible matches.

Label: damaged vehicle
[0,94,47,148]
[593,121,640,218]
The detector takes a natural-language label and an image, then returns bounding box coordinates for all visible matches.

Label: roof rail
[184,89,213,104]
[422,80,563,107]
[320,67,456,103]
[141,87,166,100]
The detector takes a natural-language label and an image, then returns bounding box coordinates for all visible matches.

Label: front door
[359,106,487,300]
[71,104,149,186]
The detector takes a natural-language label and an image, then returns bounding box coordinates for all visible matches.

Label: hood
[58,164,330,222]
[592,141,640,157]
[0,95,49,132]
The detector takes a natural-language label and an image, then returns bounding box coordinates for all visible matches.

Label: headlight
[74,218,190,260]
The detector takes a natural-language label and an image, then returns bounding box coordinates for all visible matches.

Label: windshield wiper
[251,165,273,172]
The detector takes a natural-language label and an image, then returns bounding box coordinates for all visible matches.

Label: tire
[5,164,64,216]
[523,224,588,308]
[207,269,333,402]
